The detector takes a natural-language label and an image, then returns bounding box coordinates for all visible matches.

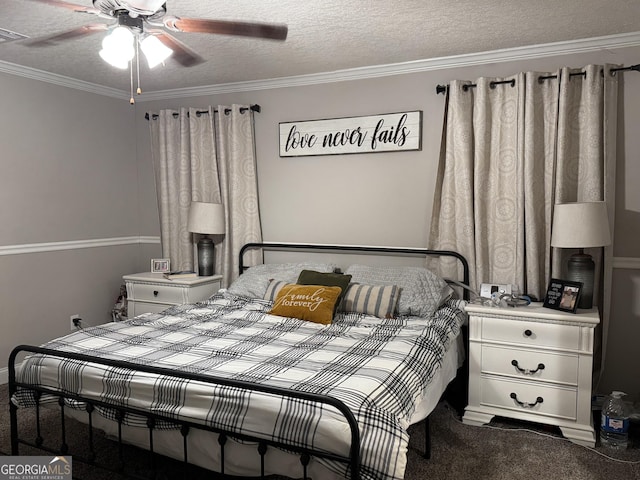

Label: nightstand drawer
[130,301,172,317]
[130,283,187,304]
[481,345,579,385]
[124,273,222,318]
[480,377,577,420]
[481,317,579,350]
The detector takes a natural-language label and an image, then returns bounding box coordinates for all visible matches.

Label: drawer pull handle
[511,360,545,375]
[510,392,544,408]
[524,329,533,337]
[153,290,159,297]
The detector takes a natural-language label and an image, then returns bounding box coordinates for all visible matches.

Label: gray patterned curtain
[149,105,262,288]
[429,64,619,382]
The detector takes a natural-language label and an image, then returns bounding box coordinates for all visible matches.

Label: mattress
[14,292,466,480]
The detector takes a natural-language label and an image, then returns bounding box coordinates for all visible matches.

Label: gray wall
[1,42,639,400]
[136,44,640,400]
[0,72,160,372]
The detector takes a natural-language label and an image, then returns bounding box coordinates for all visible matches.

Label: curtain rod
[145,104,261,120]
[435,63,640,94]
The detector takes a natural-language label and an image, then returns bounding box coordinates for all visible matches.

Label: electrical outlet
[70,315,81,331]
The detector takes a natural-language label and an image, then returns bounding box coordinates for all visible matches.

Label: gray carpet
[1,384,639,480]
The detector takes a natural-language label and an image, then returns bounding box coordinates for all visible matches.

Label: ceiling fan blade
[26,0,100,14]
[150,31,205,67]
[166,17,288,41]
[25,24,109,46]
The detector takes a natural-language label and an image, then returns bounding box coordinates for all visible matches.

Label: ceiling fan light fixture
[99,48,129,69]
[140,35,172,69]
[99,26,135,68]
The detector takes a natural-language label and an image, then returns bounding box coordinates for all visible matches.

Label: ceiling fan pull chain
[129,58,135,105]
[136,38,142,96]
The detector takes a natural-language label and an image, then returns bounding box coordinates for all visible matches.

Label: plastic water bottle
[600,391,630,449]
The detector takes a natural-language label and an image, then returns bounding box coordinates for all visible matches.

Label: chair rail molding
[0,237,637,269]
[612,257,640,270]
[0,236,160,256]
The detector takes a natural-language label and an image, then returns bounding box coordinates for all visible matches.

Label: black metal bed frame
[8,242,470,480]
[9,346,360,479]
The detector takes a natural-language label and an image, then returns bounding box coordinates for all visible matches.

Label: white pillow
[344,265,453,318]
[227,263,336,299]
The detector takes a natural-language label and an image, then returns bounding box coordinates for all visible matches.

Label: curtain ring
[224,108,231,115]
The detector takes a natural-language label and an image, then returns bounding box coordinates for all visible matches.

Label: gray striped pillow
[263,279,288,302]
[340,283,400,319]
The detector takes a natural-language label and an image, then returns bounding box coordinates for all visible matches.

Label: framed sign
[543,278,582,313]
[279,111,422,157]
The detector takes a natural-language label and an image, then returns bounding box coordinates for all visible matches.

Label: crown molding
[0,236,160,256]
[136,31,640,101]
[2,31,640,101]
[0,59,129,100]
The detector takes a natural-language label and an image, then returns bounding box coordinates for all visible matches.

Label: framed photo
[151,258,171,273]
[543,278,582,313]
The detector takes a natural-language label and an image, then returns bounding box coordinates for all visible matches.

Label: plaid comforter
[15,292,466,480]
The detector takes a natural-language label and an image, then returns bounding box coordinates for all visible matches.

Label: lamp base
[567,252,595,309]
[196,236,215,276]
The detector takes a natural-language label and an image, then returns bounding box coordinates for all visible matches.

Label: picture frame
[543,278,583,313]
[151,258,171,274]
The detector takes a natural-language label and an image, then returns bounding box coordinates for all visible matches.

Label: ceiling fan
[20,0,288,101]
[24,0,288,65]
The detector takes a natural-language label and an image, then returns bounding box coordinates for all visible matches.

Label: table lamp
[187,202,225,276]
[550,201,611,309]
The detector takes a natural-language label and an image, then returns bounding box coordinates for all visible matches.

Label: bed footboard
[9,345,361,480]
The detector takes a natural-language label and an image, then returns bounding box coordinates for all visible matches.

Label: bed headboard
[238,242,471,301]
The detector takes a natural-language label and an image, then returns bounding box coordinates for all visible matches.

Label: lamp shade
[188,202,226,235]
[99,27,135,69]
[140,34,173,69]
[551,201,611,249]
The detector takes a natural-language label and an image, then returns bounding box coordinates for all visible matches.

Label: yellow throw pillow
[270,284,342,325]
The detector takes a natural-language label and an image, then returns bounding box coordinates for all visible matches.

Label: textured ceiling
[0,0,639,93]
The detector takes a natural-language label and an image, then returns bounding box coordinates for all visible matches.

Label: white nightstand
[123,272,222,318]
[462,302,600,447]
